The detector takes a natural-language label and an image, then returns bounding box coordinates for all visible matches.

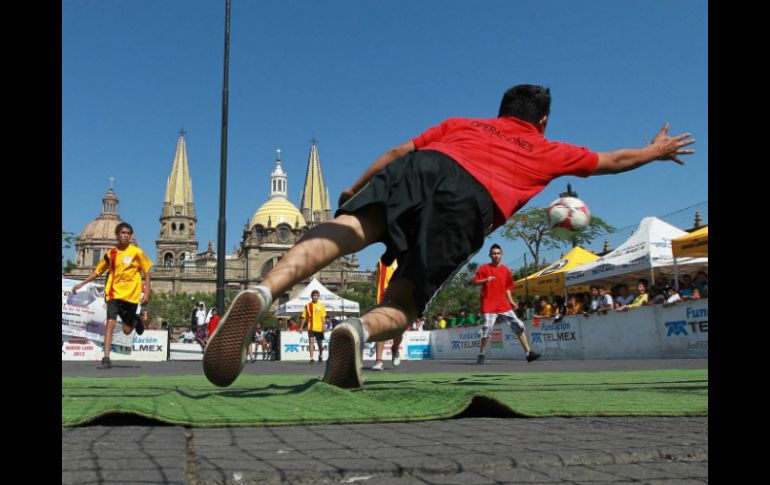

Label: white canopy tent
[274,278,360,316]
[564,217,708,288]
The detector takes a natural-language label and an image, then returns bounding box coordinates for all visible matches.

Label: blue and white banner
[61,278,134,350]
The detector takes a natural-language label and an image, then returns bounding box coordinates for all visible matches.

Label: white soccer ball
[546,197,591,239]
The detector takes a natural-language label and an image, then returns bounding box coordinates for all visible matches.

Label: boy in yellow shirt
[301,290,327,364]
[72,222,153,369]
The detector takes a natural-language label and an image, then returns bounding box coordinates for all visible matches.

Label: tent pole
[524,253,529,300]
[673,257,679,291]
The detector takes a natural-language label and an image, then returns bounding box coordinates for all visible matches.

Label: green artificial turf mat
[62,369,707,427]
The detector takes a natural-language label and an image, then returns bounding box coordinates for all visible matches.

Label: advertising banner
[62,331,168,361]
[280,330,430,361]
[429,299,708,360]
[61,278,134,350]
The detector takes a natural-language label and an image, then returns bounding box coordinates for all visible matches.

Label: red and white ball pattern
[546,197,591,239]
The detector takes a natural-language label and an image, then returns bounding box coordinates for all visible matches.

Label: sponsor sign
[61,278,133,350]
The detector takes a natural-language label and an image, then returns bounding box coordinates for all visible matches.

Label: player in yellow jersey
[300,290,327,364]
[72,222,153,369]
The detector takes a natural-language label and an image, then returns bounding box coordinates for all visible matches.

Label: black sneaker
[309,358,315,364]
[526,351,542,363]
[477,354,486,364]
[99,357,112,369]
[135,319,145,336]
[318,355,323,363]
[203,287,272,387]
[323,318,365,389]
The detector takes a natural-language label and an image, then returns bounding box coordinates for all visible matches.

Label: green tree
[62,229,77,272]
[500,207,615,271]
[152,292,217,329]
[425,262,480,318]
[342,281,377,313]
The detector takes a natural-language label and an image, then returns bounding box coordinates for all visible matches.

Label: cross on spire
[179,128,187,137]
[310,137,318,146]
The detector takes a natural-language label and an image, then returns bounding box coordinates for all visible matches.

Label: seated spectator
[694,271,708,298]
[597,287,613,315]
[457,310,469,327]
[621,279,650,311]
[583,286,602,317]
[581,291,593,313]
[678,274,697,300]
[182,328,195,343]
[287,318,300,331]
[691,287,702,300]
[534,297,554,318]
[551,296,566,321]
[438,315,447,329]
[662,285,682,306]
[195,324,208,350]
[466,312,476,327]
[566,294,584,315]
[614,284,635,311]
[650,286,666,304]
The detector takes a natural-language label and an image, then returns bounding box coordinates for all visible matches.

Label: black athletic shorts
[309,330,325,341]
[106,299,139,326]
[336,150,494,316]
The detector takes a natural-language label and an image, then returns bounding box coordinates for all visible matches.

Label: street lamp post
[215,0,231,313]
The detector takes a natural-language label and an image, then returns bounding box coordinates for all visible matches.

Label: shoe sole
[323,324,364,389]
[203,291,266,387]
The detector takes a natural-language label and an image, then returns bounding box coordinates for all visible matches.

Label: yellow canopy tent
[672,226,708,257]
[512,246,599,297]
[671,226,708,290]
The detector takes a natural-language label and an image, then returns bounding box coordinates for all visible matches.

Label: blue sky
[62,0,708,273]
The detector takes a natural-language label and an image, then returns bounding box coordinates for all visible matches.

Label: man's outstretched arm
[593,123,695,175]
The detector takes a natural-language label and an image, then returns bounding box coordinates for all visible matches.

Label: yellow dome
[251,197,306,228]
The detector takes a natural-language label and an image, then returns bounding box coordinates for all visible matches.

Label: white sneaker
[392,352,401,367]
[372,361,384,371]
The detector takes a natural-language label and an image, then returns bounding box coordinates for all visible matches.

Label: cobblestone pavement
[62,417,707,484]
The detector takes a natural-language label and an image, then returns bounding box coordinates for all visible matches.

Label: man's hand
[71,283,82,294]
[650,122,696,165]
[338,188,356,208]
[141,291,150,306]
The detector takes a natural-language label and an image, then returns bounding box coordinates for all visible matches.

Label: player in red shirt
[203,84,695,388]
[473,244,539,364]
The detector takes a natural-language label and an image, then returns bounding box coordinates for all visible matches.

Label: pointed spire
[300,138,332,224]
[163,131,195,216]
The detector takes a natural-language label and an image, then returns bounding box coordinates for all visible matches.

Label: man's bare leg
[203,206,385,387]
[260,206,385,299]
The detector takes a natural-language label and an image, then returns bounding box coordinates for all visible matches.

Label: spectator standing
[208,308,221,336]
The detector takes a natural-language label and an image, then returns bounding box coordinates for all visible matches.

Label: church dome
[250,149,307,229]
[79,188,137,244]
[251,198,306,229]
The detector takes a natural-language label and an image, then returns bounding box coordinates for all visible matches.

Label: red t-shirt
[208,315,221,336]
[412,116,599,229]
[474,263,515,314]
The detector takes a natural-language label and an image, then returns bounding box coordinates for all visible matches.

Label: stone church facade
[65,132,369,304]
